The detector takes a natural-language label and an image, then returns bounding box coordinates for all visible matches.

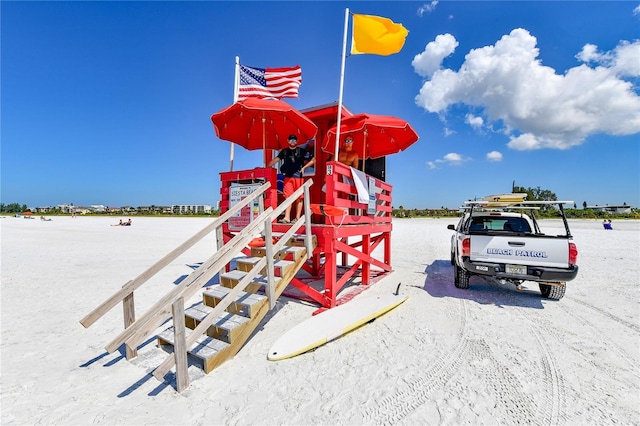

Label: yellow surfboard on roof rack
[482,193,528,203]
[463,193,528,209]
[481,193,527,207]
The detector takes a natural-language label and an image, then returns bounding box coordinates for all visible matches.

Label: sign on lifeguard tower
[229,183,261,231]
[367,176,376,215]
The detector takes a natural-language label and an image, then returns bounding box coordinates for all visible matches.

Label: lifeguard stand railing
[218,162,393,308]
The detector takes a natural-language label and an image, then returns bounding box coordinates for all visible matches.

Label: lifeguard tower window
[363,157,386,181]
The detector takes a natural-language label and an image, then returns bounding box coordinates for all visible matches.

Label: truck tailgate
[470,235,570,268]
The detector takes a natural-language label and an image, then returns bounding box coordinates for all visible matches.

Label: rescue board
[482,193,528,203]
[267,289,408,361]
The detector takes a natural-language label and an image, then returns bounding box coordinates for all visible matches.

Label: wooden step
[235,256,263,272]
[184,304,249,343]
[285,233,317,248]
[220,270,273,294]
[281,245,306,261]
[234,258,295,277]
[219,269,263,293]
[157,327,230,374]
[202,285,267,318]
[249,244,306,261]
[250,246,286,260]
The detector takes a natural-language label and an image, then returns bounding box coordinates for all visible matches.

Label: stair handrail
[105,205,279,354]
[80,181,272,329]
[105,179,313,355]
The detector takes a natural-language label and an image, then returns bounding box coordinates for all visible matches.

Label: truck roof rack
[460,200,574,211]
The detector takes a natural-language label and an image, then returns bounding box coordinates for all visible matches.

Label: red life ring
[310,204,347,217]
[249,237,265,247]
[248,236,279,247]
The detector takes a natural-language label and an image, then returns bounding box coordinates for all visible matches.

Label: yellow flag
[351,14,408,56]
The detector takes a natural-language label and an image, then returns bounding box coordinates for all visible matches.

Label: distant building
[136,205,172,214]
[586,204,633,214]
[172,204,212,214]
[58,204,75,214]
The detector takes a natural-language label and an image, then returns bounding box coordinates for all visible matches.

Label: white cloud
[634,4,640,15]
[577,41,640,77]
[486,151,503,161]
[414,28,640,150]
[427,152,470,169]
[412,34,459,78]
[443,153,463,163]
[465,113,484,129]
[576,43,600,62]
[612,41,640,76]
[417,1,439,17]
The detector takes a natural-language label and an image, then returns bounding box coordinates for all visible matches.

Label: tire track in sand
[566,296,640,334]
[476,280,565,425]
[363,298,469,424]
[465,338,537,425]
[514,309,567,426]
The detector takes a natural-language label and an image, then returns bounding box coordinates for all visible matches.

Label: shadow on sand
[421,259,546,309]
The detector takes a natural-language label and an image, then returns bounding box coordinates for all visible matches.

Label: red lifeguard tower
[218,102,394,308]
[80,102,417,391]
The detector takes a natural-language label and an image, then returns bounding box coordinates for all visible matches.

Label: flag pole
[229,56,240,171]
[334,8,350,161]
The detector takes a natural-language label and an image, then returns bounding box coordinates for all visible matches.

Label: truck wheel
[455,266,470,289]
[539,283,566,300]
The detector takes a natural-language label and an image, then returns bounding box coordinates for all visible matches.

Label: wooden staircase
[80,180,317,392]
[156,234,315,374]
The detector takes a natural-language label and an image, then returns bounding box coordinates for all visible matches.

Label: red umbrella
[22,211,33,215]
[322,113,419,161]
[211,98,318,162]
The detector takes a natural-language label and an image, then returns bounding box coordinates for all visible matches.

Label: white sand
[1,216,638,425]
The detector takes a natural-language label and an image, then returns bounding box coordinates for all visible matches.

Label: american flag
[238,64,302,100]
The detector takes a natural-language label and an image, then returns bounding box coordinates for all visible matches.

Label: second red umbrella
[322,113,419,161]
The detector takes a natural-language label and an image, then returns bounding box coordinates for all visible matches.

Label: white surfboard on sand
[267,290,409,361]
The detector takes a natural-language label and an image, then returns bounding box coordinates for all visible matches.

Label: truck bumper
[462,257,579,283]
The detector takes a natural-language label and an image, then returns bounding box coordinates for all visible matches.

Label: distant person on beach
[111,219,132,226]
[338,136,359,168]
[603,219,613,230]
[267,134,315,224]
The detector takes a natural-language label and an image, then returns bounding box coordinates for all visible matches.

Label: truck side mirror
[447,224,455,230]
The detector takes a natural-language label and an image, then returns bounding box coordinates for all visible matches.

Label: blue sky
[2,1,639,209]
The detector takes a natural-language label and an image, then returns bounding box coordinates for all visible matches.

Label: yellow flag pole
[334,8,350,161]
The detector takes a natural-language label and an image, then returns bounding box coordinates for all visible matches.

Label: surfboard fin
[394,283,402,296]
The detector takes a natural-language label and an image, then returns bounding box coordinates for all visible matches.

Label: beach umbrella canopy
[211,98,318,152]
[322,113,419,160]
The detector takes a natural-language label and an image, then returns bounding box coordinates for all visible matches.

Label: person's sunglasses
[345,139,353,143]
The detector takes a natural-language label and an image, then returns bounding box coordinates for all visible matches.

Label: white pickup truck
[447,200,579,300]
